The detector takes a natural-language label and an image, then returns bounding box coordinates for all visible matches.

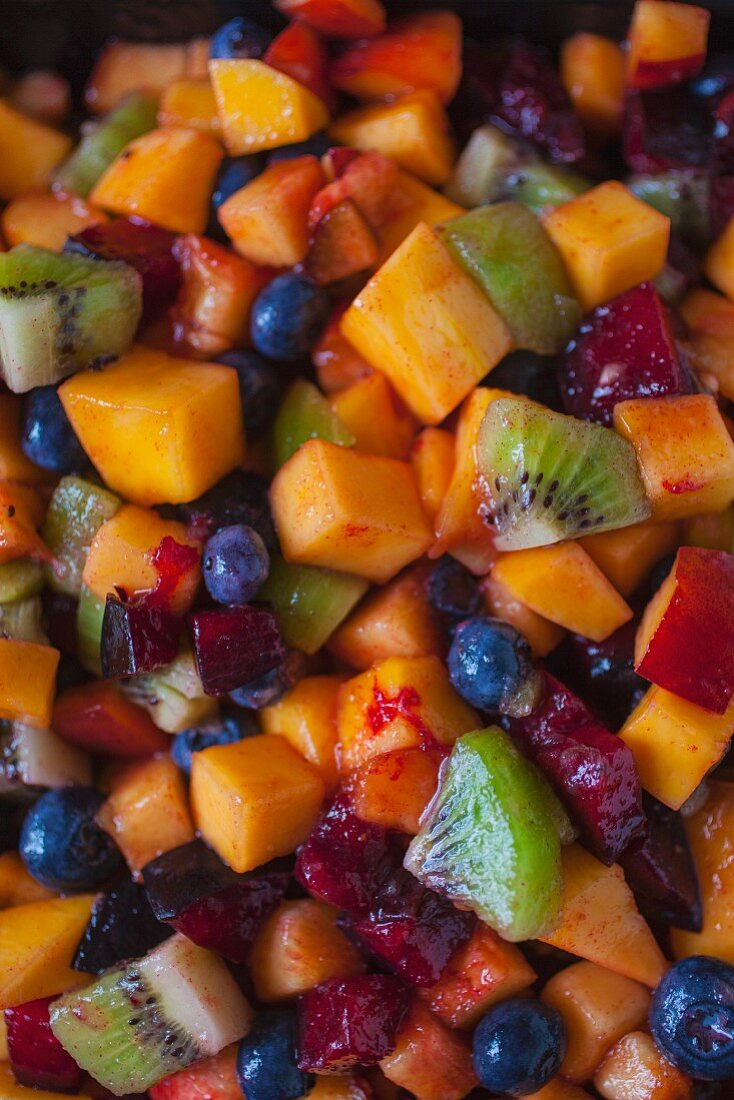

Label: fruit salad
[2,0,734,1096]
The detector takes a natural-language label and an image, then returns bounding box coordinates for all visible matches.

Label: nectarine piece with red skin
[305,198,379,286]
[264,21,335,111]
[313,303,373,393]
[626,0,710,90]
[309,148,398,231]
[52,681,169,758]
[275,0,386,39]
[379,1000,478,1100]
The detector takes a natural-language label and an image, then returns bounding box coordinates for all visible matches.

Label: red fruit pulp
[622,89,712,174]
[4,996,83,1093]
[149,537,200,610]
[172,881,289,963]
[53,681,169,757]
[563,619,647,730]
[296,975,410,1072]
[101,594,181,679]
[187,605,286,696]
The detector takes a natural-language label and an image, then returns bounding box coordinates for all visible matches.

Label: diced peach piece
[250,899,365,1001]
[305,199,379,286]
[491,543,633,643]
[0,396,49,484]
[90,126,222,234]
[539,844,668,989]
[681,286,734,337]
[52,681,170,758]
[377,170,465,263]
[270,439,433,584]
[330,372,417,460]
[342,222,513,425]
[543,181,670,312]
[420,922,537,1029]
[1,190,108,252]
[97,754,195,875]
[158,77,220,135]
[276,0,386,38]
[336,654,478,771]
[264,21,334,111]
[542,961,651,1083]
[313,306,374,394]
[8,70,70,125]
[210,58,329,154]
[410,428,455,526]
[85,39,210,114]
[60,346,245,506]
[481,571,565,659]
[309,149,399,236]
[379,1000,478,1100]
[351,746,443,834]
[0,640,59,728]
[329,563,443,671]
[561,33,626,138]
[0,896,94,1010]
[626,0,709,90]
[260,674,343,792]
[681,288,734,398]
[580,521,680,598]
[0,100,72,200]
[0,852,54,909]
[190,734,326,873]
[219,155,325,268]
[594,1031,691,1100]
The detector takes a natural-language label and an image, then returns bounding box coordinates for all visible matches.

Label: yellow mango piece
[619,686,733,811]
[594,1031,691,1100]
[0,895,94,1010]
[158,77,220,135]
[59,346,245,506]
[330,371,418,460]
[308,1077,372,1100]
[191,734,326,873]
[0,395,50,483]
[210,58,329,154]
[0,101,72,200]
[1,190,108,252]
[705,216,734,303]
[580,520,680,597]
[410,427,455,525]
[378,170,465,262]
[0,639,60,728]
[260,674,344,792]
[481,571,565,659]
[525,1082,594,1100]
[543,181,670,312]
[342,222,513,424]
[0,852,54,909]
[330,90,456,187]
[491,543,633,642]
[270,438,432,584]
[90,126,223,234]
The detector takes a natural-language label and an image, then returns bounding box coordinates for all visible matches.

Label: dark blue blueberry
[237,1010,313,1100]
[212,155,266,214]
[203,523,270,605]
[250,272,331,362]
[21,386,88,473]
[230,652,304,710]
[217,350,282,435]
[448,616,539,715]
[487,351,563,412]
[210,16,272,60]
[650,956,734,1080]
[691,55,734,99]
[20,787,122,892]
[268,133,333,163]
[428,556,482,629]
[171,713,257,774]
[472,997,566,1096]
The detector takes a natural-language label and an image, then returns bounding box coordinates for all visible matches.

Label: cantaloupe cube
[60,346,245,506]
[260,674,343,792]
[210,59,329,154]
[490,543,633,642]
[270,439,432,584]
[560,33,626,138]
[543,181,670,311]
[351,746,443,834]
[0,852,54,909]
[410,428,455,525]
[377,171,465,262]
[614,395,734,521]
[0,396,49,483]
[626,0,709,90]
[90,127,223,234]
[0,895,94,1010]
[330,372,418,460]
[539,844,668,989]
[593,1031,691,1100]
[191,734,325,873]
[378,1001,478,1100]
[481,571,565,659]
[0,101,72,200]
[0,640,60,728]
[580,521,680,598]
[158,77,220,135]
[1,190,108,252]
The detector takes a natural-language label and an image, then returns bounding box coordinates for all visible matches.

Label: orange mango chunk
[543,181,670,312]
[351,746,443,834]
[308,1076,372,1100]
[60,347,245,507]
[84,39,210,115]
[336,654,478,771]
[191,734,326,873]
[377,170,465,263]
[1,190,108,252]
[270,439,432,584]
[560,33,626,138]
[0,852,54,909]
[594,1031,691,1100]
[540,844,668,989]
[342,222,512,425]
[210,58,329,155]
[0,895,94,1010]
[705,215,734,303]
[90,127,223,234]
[410,428,455,526]
[626,0,710,90]
[481,571,565,659]
[313,306,373,394]
[542,961,651,1084]
[158,77,220,135]
[0,640,59,728]
[0,100,72,200]
[580,520,680,598]
[250,899,365,1002]
[379,1000,478,1100]
[525,1082,594,1100]
[260,674,344,792]
[0,483,51,566]
[0,396,49,484]
[491,543,633,642]
[330,372,418,460]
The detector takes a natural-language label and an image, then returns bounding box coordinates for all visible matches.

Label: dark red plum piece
[142,839,290,962]
[296,975,410,1072]
[73,876,170,975]
[100,594,180,680]
[5,996,83,1093]
[507,673,645,865]
[619,793,703,933]
[622,88,712,174]
[560,282,693,427]
[562,620,648,730]
[187,605,285,696]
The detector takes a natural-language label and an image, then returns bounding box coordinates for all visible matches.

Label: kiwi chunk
[501,163,590,215]
[273,379,355,469]
[0,596,48,644]
[42,476,121,597]
[0,245,142,393]
[405,727,574,941]
[260,554,368,655]
[0,559,44,604]
[444,123,528,207]
[478,398,651,550]
[122,650,217,733]
[50,934,252,1096]
[54,92,158,199]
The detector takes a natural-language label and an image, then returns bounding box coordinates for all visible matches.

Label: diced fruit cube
[376,170,465,263]
[580,521,680,598]
[543,181,670,312]
[84,39,210,115]
[378,1000,478,1100]
[0,640,59,728]
[313,304,373,394]
[297,976,410,1072]
[273,378,355,470]
[0,852,53,908]
[329,371,417,460]
[149,1046,240,1100]
[264,22,333,109]
[351,747,443,834]
[210,59,329,154]
[481,571,565,659]
[305,199,379,287]
[525,1083,594,1100]
[269,438,433,583]
[158,78,220,135]
[0,101,72,200]
[275,0,386,38]
[188,606,285,696]
[593,1031,691,1100]
[261,674,343,791]
[42,476,120,599]
[52,682,169,757]
[259,556,368,657]
[0,395,48,484]
[0,896,94,1010]
[4,995,83,1093]
[1,190,108,252]
[191,734,325,873]
[705,214,734,302]
[60,346,246,506]
[626,0,710,90]
[560,33,626,138]
[410,428,455,525]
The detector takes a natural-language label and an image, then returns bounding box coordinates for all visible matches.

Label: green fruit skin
[54,92,158,198]
[0,559,44,603]
[440,202,581,355]
[42,475,120,597]
[501,163,590,215]
[273,379,356,469]
[259,555,368,655]
[627,171,710,252]
[76,585,105,676]
[122,651,217,733]
[405,726,572,942]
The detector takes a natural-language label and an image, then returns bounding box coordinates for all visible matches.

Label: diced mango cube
[481,571,565,659]
[594,1031,691,1100]
[706,215,734,304]
[158,77,220,135]
[378,170,465,262]
[0,100,72,200]
[84,39,210,115]
[330,372,418,460]
[0,639,59,728]
[379,1001,478,1100]
[351,746,443,834]
[560,33,626,138]
[0,895,94,1010]
[0,852,54,909]
[580,520,680,597]
[260,674,344,792]
[1,190,108,252]
[410,428,455,525]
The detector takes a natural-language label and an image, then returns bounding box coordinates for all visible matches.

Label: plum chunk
[560,620,647,730]
[622,88,712,174]
[5,996,83,1093]
[296,975,410,1072]
[100,594,180,679]
[188,605,286,696]
[73,876,170,975]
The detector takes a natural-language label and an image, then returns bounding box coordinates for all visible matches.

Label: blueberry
[20,787,122,892]
[210,16,272,60]
[268,133,333,163]
[203,524,270,606]
[428,556,482,628]
[487,351,563,411]
[448,617,540,716]
[21,386,88,473]
[650,956,734,1080]
[237,1010,313,1100]
[217,350,282,435]
[171,712,257,774]
[230,652,304,710]
[690,55,734,99]
[250,272,331,362]
[472,997,566,1096]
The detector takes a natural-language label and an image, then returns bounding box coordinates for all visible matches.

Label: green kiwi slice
[478,397,651,551]
[0,245,142,393]
[50,934,252,1096]
[54,92,158,198]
